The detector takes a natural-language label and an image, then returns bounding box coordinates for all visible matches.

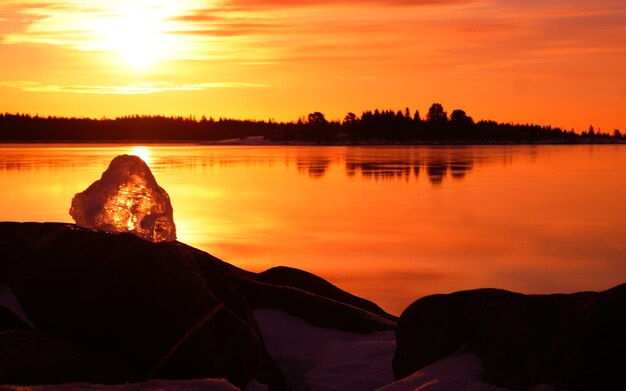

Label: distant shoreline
[200,137,626,146]
[1,138,624,146]
[2,106,622,144]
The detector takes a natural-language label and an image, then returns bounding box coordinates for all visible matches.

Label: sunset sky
[0,0,624,132]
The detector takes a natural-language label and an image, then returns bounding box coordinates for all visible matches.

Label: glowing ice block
[69,154,176,242]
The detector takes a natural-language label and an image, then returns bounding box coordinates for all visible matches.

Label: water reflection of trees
[449,161,473,179]
[345,155,474,184]
[1,147,476,184]
[296,158,331,178]
[346,161,416,181]
[426,161,448,184]
[291,151,475,183]
[0,156,97,171]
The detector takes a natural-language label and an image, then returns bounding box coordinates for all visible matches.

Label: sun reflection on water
[129,146,152,165]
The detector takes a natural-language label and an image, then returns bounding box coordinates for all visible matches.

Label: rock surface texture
[69,155,176,242]
[0,222,396,389]
[393,286,626,390]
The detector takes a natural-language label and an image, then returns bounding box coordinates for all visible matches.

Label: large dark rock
[0,222,397,388]
[0,330,100,384]
[0,306,30,332]
[231,266,397,333]
[393,285,626,390]
[392,288,521,379]
[0,222,282,389]
[258,266,390,317]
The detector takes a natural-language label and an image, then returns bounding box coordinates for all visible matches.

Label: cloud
[0,1,282,63]
[171,22,282,37]
[223,0,473,8]
[0,81,267,94]
[0,2,55,35]
[1,0,625,123]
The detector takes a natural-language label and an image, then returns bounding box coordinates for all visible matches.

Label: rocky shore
[1,222,624,390]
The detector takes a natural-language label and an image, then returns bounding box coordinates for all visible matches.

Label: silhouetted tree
[344,112,358,125]
[427,103,448,123]
[449,109,475,139]
[301,112,337,142]
[307,112,328,126]
[587,125,596,137]
[413,110,421,122]
[450,109,473,125]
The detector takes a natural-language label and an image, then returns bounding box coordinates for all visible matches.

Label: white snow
[377,354,509,391]
[253,308,396,390]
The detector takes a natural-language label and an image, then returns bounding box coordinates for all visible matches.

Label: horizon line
[2,108,614,135]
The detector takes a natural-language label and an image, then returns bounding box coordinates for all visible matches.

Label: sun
[109,15,162,69]
[93,4,172,69]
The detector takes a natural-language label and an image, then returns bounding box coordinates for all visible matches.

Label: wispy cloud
[0,81,267,94]
[5,0,621,71]
[0,0,281,85]
[223,0,473,8]
[0,1,277,58]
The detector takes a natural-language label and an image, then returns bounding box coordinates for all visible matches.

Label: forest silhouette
[0,103,622,143]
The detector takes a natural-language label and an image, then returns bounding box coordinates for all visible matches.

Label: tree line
[0,103,622,143]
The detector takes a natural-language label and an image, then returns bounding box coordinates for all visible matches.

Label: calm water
[1,144,626,314]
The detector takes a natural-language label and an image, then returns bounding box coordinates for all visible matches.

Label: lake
[1,144,625,315]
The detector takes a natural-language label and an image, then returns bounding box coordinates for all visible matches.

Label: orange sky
[0,0,625,132]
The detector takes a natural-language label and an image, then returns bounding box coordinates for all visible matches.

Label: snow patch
[377,354,508,391]
[254,308,396,390]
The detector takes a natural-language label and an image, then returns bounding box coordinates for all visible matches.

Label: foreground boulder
[393,286,626,390]
[0,378,240,391]
[0,222,281,388]
[0,307,29,332]
[0,330,100,385]
[0,222,396,388]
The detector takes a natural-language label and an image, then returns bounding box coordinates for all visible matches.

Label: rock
[393,286,626,390]
[69,155,176,242]
[232,270,397,333]
[0,378,241,391]
[0,330,100,385]
[392,289,521,380]
[258,266,392,318]
[0,284,34,330]
[1,223,281,389]
[0,222,399,387]
[0,307,30,332]
[0,222,397,336]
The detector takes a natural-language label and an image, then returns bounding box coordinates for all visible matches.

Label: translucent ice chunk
[69,154,176,242]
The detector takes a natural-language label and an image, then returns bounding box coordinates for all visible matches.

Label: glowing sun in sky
[90,2,182,69]
[100,13,162,69]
